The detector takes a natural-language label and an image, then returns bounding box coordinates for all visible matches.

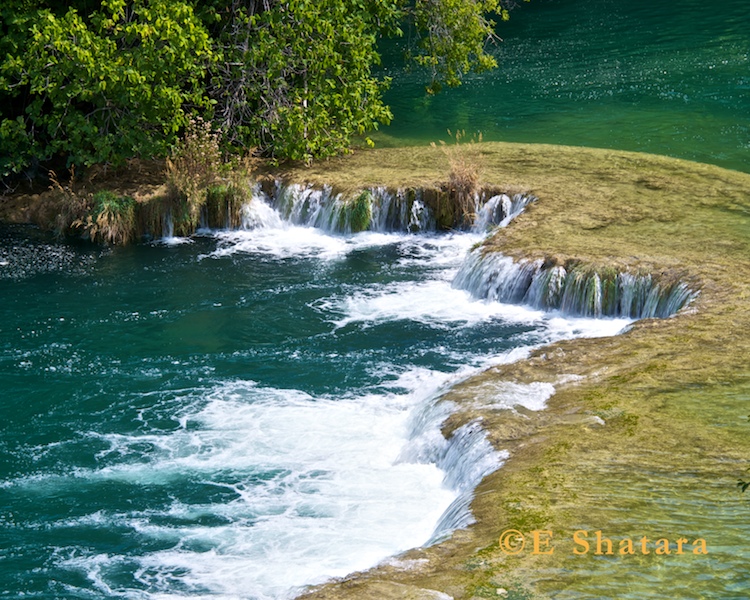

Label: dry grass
[425,130,483,226]
[166,117,223,228]
[48,167,88,239]
[434,130,483,225]
[162,119,263,234]
[47,169,138,245]
[72,191,136,245]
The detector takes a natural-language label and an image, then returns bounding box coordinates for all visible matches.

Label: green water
[379,0,750,173]
[3,219,628,598]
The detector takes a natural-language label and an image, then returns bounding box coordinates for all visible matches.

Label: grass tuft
[432,129,483,226]
[49,167,87,239]
[72,191,136,245]
[348,190,373,233]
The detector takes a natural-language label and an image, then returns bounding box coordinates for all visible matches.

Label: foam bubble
[323,281,550,330]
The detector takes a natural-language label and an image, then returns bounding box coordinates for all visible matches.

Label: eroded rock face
[0,193,58,226]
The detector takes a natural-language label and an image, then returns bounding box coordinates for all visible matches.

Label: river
[0,194,629,598]
[379,0,749,173]
[1,0,747,596]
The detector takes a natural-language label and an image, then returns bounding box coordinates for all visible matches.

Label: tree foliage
[409,0,510,92]
[1,0,521,176]
[207,0,401,162]
[0,0,214,176]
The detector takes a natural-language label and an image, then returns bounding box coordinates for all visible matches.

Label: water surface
[379,0,749,172]
[0,215,626,599]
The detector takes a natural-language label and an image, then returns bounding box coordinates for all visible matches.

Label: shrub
[205,184,247,230]
[166,117,222,229]
[72,190,136,245]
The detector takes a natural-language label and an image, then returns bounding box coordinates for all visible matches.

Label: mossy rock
[349,190,373,233]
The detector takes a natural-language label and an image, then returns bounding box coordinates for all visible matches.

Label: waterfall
[472,193,536,232]
[240,186,285,229]
[396,397,507,545]
[247,183,536,234]
[453,250,697,319]
[271,183,434,233]
[162,208,175,238]
[409,196,435,232]
[368,187,428,232]
[427,419,508,543]
[145,181,536,240]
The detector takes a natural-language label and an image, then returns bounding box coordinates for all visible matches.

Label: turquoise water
[0,209,627,598]
[2,1,748,596]
[379,0,750,173]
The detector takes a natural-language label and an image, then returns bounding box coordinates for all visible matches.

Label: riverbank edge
[3,141,749,599]
[289,143,750,599]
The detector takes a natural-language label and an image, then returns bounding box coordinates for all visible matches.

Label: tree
[1,0,521,174]
[408,0,512,93]
[206,0,402,162]
[206,0,515,160]
[0,0,214,176]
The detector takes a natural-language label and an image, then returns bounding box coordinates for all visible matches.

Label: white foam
[54,378,460,599]
[321,281,543,330]
[472,381,557,412]
[155,236,194,246]
[318,278,631,341]
[203,197,480,269]
[392,234,483,271]
[542,314,632,341]
[208,226,350,261]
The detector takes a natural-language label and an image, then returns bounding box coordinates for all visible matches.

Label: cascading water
[472,193,536,232]
[162,208,175,239]
[1,194,640,600]
[453,251,697,319]
[262,182,536,234]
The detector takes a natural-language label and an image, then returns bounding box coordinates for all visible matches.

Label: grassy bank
[284,143,750,599]
[2,142,749,598]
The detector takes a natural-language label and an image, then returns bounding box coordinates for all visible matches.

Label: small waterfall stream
[239,182,538,234]
[453,251,698,319]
